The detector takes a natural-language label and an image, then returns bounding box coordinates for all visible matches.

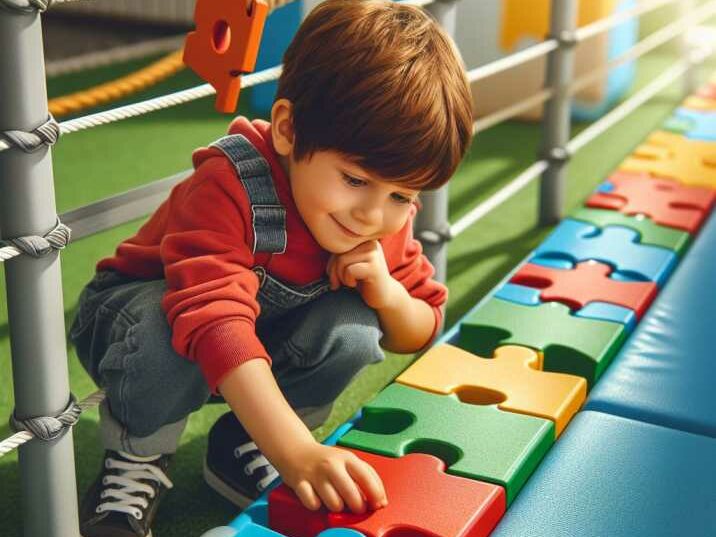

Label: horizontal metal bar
[60,169,190,241]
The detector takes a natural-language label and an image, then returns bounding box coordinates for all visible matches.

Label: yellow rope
[49,49,186,118]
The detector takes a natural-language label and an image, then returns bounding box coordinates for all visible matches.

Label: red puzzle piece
[510,261,657,319]
[696,82,716,100]
[585,170,716,233]
[183,0,268,113]
[268,449,506,537]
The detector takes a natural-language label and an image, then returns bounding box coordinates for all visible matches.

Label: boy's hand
[280,443,387,514]
[326,240,402,310]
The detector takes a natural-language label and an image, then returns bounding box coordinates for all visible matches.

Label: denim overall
[69,134,385,456]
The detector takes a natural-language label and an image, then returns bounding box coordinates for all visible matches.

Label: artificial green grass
[1,41,715,536]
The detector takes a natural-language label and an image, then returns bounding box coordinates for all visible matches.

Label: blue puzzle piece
[596,181,614,193]
[664,107,716,140]
[532,219,677,286]
[495,283,637,330]
[202,524,366,537]
[578,303,636,331]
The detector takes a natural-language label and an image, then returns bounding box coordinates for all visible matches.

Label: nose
[351,198,383,228]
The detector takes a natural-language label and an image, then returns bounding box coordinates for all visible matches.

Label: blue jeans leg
[261,288,385,419]
[70,273,210,455]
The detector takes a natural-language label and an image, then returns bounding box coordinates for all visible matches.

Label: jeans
[69,269,385,456]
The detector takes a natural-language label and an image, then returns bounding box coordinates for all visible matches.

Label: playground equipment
[1,0,716,536]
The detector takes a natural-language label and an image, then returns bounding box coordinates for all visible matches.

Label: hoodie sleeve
[159,156,269,393]
[380,205,448,349]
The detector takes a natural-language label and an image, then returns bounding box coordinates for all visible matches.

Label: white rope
[0,66,283,154]
[46,35,186,78]
[575,0,679,43]
[0,390,105,458]
[467,40,558,84]
[568,45,713,154]
[471,0,716,136]
[450,160,549,238]
[472,88,553,135]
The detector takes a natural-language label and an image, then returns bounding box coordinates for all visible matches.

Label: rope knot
[10,395,81,442]
[0,0,52,13]
[2,219,71,258]
[1,114,60,152]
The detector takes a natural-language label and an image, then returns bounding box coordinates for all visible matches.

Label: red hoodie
[98,117,447,392]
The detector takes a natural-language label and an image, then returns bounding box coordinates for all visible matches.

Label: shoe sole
[203,459,256,509]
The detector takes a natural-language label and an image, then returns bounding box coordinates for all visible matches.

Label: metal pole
[416,0,458,285]
[0,7,81,537]
[539,0,578,225]
[680,0,697,95]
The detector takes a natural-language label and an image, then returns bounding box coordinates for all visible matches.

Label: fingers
[294,480,321,511]
[314,479,344,513]
[346,457,388,510]
[344,262,372,286]
[327,464,367,514]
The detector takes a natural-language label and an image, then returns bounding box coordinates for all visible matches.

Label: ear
[271,98,295,157]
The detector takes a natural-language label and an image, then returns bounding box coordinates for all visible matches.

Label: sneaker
[80,450,173,537]
[203,412,279,508]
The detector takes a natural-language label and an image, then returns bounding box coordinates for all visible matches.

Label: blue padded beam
[491,411,716,537]
[586,211,716,438]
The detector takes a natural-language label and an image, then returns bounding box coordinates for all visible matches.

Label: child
[70,1,473,535]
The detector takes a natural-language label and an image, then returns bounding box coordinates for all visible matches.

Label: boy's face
[288,150,419,254]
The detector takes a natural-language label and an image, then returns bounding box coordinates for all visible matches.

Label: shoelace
[234,441,279,492]
[95,455,174,520]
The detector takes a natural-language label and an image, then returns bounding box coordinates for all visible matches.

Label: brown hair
[276,0,473,190]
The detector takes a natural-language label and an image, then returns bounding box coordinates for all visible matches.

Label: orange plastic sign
[183,0,268,113]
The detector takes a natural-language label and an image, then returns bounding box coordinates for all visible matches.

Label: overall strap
[210,134,287,254]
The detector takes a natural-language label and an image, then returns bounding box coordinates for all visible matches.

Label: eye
[343,174,367,187]
[391,192,413,204]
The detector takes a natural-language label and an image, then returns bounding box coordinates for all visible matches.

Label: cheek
[382,209,411,235]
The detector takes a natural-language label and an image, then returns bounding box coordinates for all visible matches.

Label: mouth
[332,216,363,238]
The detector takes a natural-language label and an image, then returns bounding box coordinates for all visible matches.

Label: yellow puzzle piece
[619,130,716,189]
[500,0,615,51]
[396,344,586,437]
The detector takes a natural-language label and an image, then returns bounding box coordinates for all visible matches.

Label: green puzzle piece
[460,298,626,386]
[338,383,554,505]
[571,207,691,255]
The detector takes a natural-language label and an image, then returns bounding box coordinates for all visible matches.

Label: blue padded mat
[491,411,716,537]
[585,211,716,438]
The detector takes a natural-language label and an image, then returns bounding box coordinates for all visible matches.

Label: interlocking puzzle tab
[458,299,626,386]
[396,344,586,436]
[619,130,716,189]
[337,383,554,504]
[533,219,678,286]
[570,207,691,255]
[586,171,716,233]
[184,0,268,113]
[505,261,657,319]
[268,450,506,537]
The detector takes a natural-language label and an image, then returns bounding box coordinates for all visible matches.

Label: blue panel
[250,1,302,115]
[491,411,716,537]
[665,107,716,141]
[571,0,637,120]
[532,219,677,286]
[586,212,716,438]
[495,284,637,329]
